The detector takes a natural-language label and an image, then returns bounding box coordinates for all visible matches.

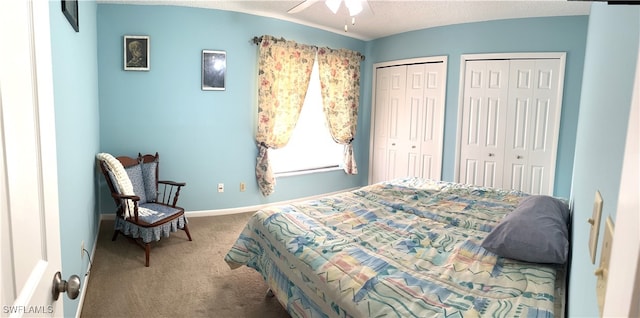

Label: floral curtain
[317,47,362,174]
[255,36,317,196]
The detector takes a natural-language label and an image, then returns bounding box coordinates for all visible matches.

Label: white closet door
[406,64,424,177]
[372,65,408,182]
[504,60,534,192]
[418,62,447,180]
[386,66,409,180]
[504,59,561,194]
[459,60,510,188]
[371,58,447,184]
[372,67,392,184]
[406,63,446,179]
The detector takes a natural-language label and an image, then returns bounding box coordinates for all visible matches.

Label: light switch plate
[595,216,614,316]
[589,190,603,264]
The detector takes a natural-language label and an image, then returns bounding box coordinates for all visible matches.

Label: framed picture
[61,0,79,32]
[124,36,150,71]
[202,50,226,91]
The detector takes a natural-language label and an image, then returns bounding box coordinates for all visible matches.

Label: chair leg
[145,243,150,267]
[112,230,119,241]
[183,223,192,241]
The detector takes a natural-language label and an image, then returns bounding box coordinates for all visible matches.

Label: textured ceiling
[97,0,592,40]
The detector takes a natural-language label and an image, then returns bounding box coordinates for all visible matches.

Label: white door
[406,64,425,178]
[385,66,409,180]
[459,60,510,188]
[503,59,561,194]
[457,54,565,195]
[371,59,447,183]
[372,65,408,182]
[371,67,392,184]
[404,64,424,177]
[418,62,447,180]
[503,59,535,192]
[1,1,64,316]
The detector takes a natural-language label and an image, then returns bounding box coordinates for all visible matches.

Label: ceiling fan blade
[288,0,320,14]
[363,0,373,16]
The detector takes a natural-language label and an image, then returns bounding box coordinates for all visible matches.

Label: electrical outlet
[240,182,246,192]
[81,240,84,259]
[217,183,224,193]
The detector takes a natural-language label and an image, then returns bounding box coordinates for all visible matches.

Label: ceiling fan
[288,0,371,32]
[288,0,368,16]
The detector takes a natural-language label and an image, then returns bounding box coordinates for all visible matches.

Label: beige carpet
[80,212,290,318]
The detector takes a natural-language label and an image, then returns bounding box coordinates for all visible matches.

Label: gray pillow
[481,195,570,264]
[141,161,158,202]
[125,164,147,204]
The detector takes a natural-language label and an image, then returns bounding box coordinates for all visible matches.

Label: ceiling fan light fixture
[325,0,341,14]
[345,0,362,16]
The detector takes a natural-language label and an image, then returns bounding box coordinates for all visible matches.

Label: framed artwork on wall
[61,0,79,32]
[202,50,226,91]
[124,35,150,71]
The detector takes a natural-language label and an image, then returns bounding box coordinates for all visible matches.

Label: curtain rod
[251,36,365,61]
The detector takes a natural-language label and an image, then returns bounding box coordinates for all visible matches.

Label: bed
[224,178,570,317]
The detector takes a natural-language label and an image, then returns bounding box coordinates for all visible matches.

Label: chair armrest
[158,180,186,187]
[110,193,141,221]
[111,193,141,201]
[157,180,186,207]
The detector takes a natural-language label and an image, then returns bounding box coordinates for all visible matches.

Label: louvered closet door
[459,60,510,188]
[503,59,561,194]
[372,65,408,183]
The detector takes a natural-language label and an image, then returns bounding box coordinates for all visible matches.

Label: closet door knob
[411,145,416,149]
[517,155,523,159]
[488,153,495,157]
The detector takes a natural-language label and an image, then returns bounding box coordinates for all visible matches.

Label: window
[269,59,343,175]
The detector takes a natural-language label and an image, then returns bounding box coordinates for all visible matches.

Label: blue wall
[49,1,100,317]
[96,5,368,213]
[96,6,588,215]
[568,3,640,316]
[366,16,589,199]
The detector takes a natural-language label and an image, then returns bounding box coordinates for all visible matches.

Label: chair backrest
[138,153,185,207]
[98,152,183,214]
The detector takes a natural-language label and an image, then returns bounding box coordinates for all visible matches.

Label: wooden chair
[97,152,192,266]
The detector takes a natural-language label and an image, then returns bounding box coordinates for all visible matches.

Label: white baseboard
[188,187,358,217]
[100,213,115,220]
[74,223,100,318]
[99,187,358,219]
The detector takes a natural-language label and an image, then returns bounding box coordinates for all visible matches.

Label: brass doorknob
[52,271,81,300]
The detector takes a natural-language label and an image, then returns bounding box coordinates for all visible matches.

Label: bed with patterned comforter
[224,178,567,317]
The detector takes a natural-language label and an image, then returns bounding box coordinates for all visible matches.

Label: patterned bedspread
[225,178,563,318]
